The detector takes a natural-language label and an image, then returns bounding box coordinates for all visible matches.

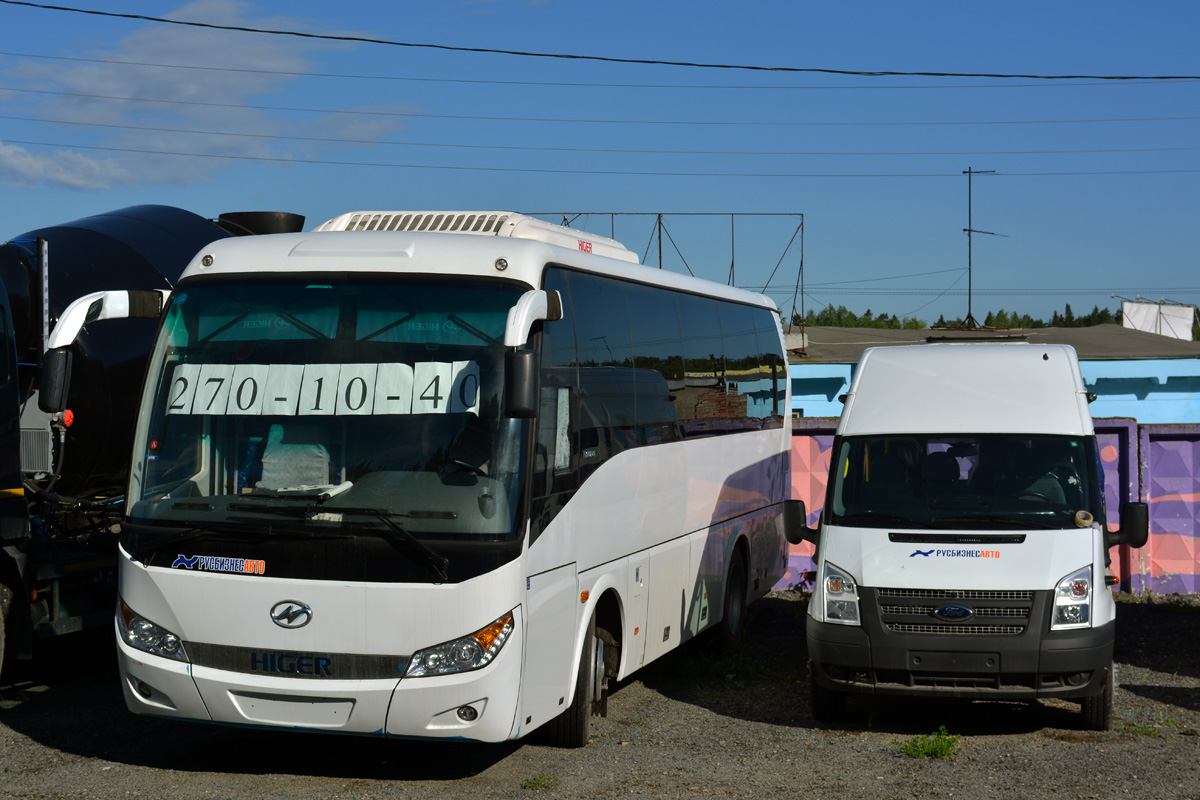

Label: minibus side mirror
[38,347,73,413]
[505,349,540,418]
[1107,501,1149,550]
[783,499,819,546]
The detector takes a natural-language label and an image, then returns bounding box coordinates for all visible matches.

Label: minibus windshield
[828,434,1096,530]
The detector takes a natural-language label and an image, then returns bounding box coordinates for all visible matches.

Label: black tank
[0,205,303,499]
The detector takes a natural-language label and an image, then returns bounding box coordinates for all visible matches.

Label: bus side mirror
[783,499,818,546]
[38,347,73,413]
[1107,501,1149,550]
[505,349,540,418]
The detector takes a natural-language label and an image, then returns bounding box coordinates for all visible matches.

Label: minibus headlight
[405,611,514,678]
[821,562,861,626]
[1051,566,1093,630]
[117,598,189,662]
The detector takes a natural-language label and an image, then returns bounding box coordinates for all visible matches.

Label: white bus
[113,211,792,745]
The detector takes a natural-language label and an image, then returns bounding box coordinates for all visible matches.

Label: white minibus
[794,342,1148,730]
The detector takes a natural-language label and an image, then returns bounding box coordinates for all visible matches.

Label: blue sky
[1,0,1196,325]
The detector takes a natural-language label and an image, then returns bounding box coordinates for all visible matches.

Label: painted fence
[782,418,1200,595]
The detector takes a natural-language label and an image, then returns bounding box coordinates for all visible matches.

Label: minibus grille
[875,587,1034,637]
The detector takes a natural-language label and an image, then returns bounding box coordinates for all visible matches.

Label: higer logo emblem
[270,601,313,629]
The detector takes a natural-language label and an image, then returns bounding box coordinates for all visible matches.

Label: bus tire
[1080,664,1113,731]
[713,547,747,653]
[544,613,598,748]
[810,674,846,723]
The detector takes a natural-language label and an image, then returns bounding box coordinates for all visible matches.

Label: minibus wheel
[544,613,599,747]
[1080,663,1113,731]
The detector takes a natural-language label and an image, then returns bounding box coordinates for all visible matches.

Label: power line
[4,86,1198,129]
[2,50,1195,91]
[3,1,1199,81]
[5,138,1200,178]
[5,113,1198,158]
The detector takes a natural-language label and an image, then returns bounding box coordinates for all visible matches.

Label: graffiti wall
[1136,425,1200,594]
[780,419,835,590]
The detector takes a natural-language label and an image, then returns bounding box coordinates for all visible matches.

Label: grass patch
[893,725,962,759]
[522,772,557,790]
[1118,723,1160,737]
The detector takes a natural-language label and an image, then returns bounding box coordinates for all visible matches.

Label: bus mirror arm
[1106,501,1149,550]
[505,349,540,418]
[783,499,819,546]
[504,290,562,348]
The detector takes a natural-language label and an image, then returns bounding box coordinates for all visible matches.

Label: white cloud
[2,1,410,189]
[0,141,134,190]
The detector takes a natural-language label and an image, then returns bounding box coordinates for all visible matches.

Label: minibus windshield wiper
[932,515,1063,530]
[833,512,920,528]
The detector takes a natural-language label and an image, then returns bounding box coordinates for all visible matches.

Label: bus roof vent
[314,211,639,263]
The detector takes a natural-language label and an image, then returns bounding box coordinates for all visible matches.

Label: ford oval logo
[270,600,313,629]
[934,604,975,621]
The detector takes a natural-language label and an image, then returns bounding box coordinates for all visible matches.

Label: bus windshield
[125,276,529,580]
[828,434,1097,530]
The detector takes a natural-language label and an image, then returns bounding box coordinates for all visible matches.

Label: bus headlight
[117,598,189,662]
[820,562,861,626]
[1051,566,1092,630]
[405,611,514,678]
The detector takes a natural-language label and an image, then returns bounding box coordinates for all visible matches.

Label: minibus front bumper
[807,603,1114,700]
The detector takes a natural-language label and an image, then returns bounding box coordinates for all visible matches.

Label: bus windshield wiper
[124,519,351,562]
[333,507,450,582]
[227,502,450,581]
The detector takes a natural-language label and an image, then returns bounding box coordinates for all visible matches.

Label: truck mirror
[38,347,73,413]
[783,498,819,546]
[505,349,540,418]
[1115,501,1149,549]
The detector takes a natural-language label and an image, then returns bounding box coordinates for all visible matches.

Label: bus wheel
[810,673,846,723]
[544,613,599,748]
[713,548,747,652]
[1080,664,1113,731]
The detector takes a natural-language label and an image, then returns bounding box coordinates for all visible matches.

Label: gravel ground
[1,592,1198,800]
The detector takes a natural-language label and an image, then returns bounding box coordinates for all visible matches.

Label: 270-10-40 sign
[165,361,480,417]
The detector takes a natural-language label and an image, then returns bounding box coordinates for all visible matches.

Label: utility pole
[963,167,996,329]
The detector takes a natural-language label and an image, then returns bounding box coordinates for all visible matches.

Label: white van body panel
[839,343,1092,437]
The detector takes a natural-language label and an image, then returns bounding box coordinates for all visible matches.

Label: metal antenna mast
[963,166,997,329]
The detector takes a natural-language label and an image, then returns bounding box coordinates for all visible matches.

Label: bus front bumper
[116,620,524,741]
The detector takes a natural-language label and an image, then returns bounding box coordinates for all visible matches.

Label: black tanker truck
[0,205,302,680]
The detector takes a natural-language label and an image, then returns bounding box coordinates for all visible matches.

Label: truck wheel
[1080,664,1113,731]
[810,672,846,723]
[543,613,601,748]
[0,584,11,685]
[713,548,747,653]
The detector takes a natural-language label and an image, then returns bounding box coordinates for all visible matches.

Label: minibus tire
[810,677,846,723]
[544,613,597,748]
[1080,665,1113,731]
[714,548,747,652]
